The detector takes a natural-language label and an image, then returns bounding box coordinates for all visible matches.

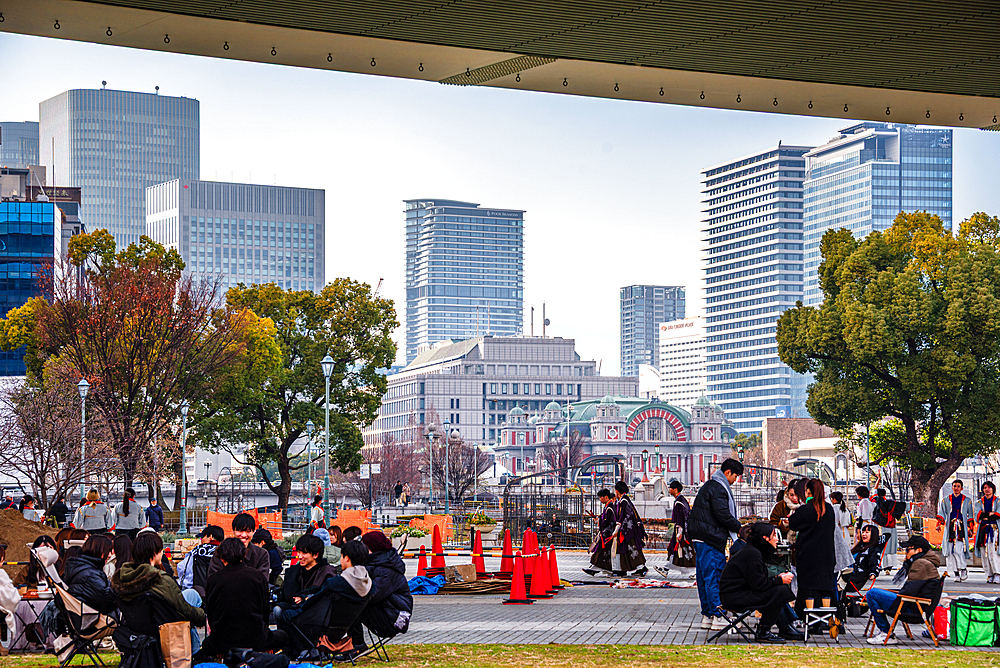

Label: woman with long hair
[842,524,884,591]
[112,488,146,540]
[63,534,117,614]
[57,528,90,577]
[110,534,133,576]
[788,478,837,621]
[72,489,112,534]
[14,535,57,587]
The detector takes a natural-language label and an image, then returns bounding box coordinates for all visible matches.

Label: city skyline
[2,34,998,376]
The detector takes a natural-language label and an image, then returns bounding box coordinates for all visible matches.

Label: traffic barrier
[501,551,534,605]
[417,545,427,577]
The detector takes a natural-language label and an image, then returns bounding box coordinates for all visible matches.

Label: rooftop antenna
[530,305,534,337]
[542,303,548,338]
[101,80,107,89]
[155,85,159,95]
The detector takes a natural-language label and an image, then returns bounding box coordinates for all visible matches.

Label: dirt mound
[0,509,59,578]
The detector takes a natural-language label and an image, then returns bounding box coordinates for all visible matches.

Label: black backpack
[873,497,906,526]
[113,626,164,668]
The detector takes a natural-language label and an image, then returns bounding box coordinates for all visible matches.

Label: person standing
[401,483,411,508]
[583,489,617,576]
[688,458,744,631]
[48,496,70,529]
[613,481,647,576]
[146,497,164,532]
[73,489,112,534]
[975,481,1000,584]
[769,480,800,538]
[665,481,694,571]
[309,495,325,529]
[111,488,146,540]
[788,478,836,620]
[394,481,404,507]
[937,479,974,582]
[855,486,874,540]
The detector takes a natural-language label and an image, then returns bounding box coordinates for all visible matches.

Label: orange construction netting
[206,509,284,539]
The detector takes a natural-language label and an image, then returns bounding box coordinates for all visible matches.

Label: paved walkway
[397,550,1000,649]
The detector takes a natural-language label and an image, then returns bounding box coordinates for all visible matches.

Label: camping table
[11,597,55,651]
[802,606,839,643]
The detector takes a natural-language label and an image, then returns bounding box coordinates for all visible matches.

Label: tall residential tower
[620,284,685,376]
[701,145,811,433]
[803,123,952,306]
[404,199,524,363]
[39,88,199,248]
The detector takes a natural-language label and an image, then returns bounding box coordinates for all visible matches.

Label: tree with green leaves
[195,279,397,510]
[0,230,251,490]
[777,211,1000,515]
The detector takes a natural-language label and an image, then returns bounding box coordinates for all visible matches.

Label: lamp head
[306,419,314,436]
[180,400,190,417]
[320,354,335,379]
[77,378,90,400]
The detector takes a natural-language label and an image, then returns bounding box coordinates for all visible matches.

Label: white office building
[658,316,708,412]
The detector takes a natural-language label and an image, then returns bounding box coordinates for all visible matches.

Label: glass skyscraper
[620,284,685,376]
[146,179,324,292]
[803,123,952,306]
[39,88,199,248]
[701,145,811,433]
[0,122,39,169]
[404,199,524,363]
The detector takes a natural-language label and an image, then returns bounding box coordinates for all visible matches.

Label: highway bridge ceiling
[2,0,998,130]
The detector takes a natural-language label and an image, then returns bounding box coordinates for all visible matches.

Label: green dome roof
[545,401,562,411]
[599,395,617,405]
[694,393,711,407]
[509,406,526,416]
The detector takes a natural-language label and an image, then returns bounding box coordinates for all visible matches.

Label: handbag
[158,620,191,668]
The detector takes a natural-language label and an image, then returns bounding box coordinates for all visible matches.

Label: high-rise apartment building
[658,316,707,412]
[701,145,811,433]
[620,285,685,376]
[39,88,199,248]
[0,122,39,169]
[146,179,324,292]
[404,199,524,363]
[803,123,953,306]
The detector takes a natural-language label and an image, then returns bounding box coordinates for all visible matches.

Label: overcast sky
[3,33,999,374]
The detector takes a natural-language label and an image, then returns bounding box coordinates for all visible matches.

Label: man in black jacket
[340,531,414,660]
[689,458,743,631]
[719,522,799,643]
[277,534,339,611]
[195,538,287,662]
[207,513,271,582]
[145,498,164,532]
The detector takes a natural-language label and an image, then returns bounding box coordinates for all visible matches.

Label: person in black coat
[195,538,287,662]
[48,497,70,528]
[788,478,836,618]
[719,522,800,643]
[344,531,414,656]
[277,534,339,609]
[842,524,885,592]
[62,534,117,615]
[145,498,164,532]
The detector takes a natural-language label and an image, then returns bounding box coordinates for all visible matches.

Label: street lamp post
[179,400,190,535]
[641,449,649,483]
[321,354,334,527]
[77,379,89,503]
[443,420,451,515]
[426,425,438,510]
[654,444,661,475]
[305,420,314,498]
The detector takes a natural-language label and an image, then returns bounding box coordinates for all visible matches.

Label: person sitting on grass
[194,538,288,661]
[719,522,801,644]
[279,539,372,657]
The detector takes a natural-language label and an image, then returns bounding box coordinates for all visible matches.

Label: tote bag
[158,620,191,668]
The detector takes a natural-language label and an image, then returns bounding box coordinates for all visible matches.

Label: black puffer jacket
[688,477,741,551]
[63,554,117,614]
[366,549,413,615]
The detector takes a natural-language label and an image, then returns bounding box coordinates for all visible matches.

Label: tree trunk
[910,456,964,518]
[276,456,292,511]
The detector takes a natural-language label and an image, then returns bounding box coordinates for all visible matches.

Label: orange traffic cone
[472,530,486,576]
[523,529,536,576]
[548,544,564,590]
[431,524,446,569]
[417,545,428,577]
[527,544,553,599]
[290,548,298,566]
[543,547,559,594]
[502,551,534,605]
[499,528,514,577]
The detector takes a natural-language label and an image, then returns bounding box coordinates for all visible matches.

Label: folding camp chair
[281,591,369,663]
[885,576,944,646]
[840,536,889,618]
[705,606,755,644]
[51,583,117,667]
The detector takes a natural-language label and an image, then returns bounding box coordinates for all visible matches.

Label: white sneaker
[961,570,969,582]
[867,632,898,645]
[701,616,714,629]
[711,617,729,630]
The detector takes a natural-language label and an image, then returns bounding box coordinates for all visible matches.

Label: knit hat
[361,530,393,553]
[313,528,331,546]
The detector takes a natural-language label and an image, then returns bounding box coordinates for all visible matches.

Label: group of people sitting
[14,510,412,663]
[690,458,943,645]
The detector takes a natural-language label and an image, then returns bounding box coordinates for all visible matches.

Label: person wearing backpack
[871,486,904,570]
[937,479,974,582]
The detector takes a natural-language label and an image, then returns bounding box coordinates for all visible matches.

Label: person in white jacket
[73,490,112,534]
[111,488,146,540]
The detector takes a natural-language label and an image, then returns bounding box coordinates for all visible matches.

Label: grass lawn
[0,645,993,667]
